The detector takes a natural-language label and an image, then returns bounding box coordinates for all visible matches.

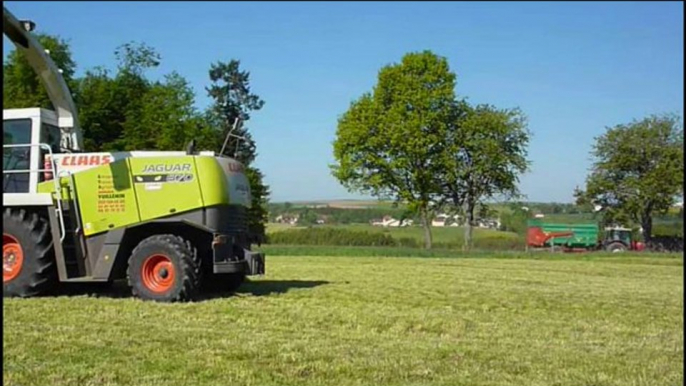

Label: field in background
[332,224,518,244]
[287,200,401,209]
[3,254,682,386]
[265,223,523,250]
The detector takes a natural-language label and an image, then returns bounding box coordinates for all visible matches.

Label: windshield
[3,118,32,193]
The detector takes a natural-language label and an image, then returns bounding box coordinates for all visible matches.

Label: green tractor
[3,7,264,302]
[602,226,645,253]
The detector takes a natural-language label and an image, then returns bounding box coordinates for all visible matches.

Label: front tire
[3,208,57,297]
[606,241,627,253]
[127,235,201,302]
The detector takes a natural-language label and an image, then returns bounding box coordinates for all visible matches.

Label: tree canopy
[332,50,531,249]
[440,102,530,250]
[575,113,684,242]
[332,51,457,249]
[3,33,76,110]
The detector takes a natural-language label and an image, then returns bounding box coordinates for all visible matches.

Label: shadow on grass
[235,280,330,297]
[48,279,330,301]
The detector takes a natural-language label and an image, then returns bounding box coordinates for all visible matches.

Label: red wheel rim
[3,234,24,283]
[141,254,175,293]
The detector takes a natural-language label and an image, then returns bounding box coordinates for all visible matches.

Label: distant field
[266,223,523,249]
[334,223,518,243]
[287,200,399,209]
[266,222,303,233]
[267,222,518,240]
[3,254,682,386]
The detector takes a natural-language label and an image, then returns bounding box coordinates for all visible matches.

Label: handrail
[58,170,82,235]
[3,143,65,241]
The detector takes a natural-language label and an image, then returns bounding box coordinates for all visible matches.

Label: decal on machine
[134,163,194,184]
[97,174,126,213]
[43,154,114,180]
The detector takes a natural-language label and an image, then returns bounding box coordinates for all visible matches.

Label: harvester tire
[127,234,201,302]
[606,242,627,253]
[3,208,57,297]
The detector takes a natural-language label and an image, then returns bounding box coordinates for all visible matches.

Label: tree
[297,208,318,226]
[129,72,203,151]
[3,33,77,110]
[204,59,270,242]
[332,51,457,249]
[77,42,161,151]
[440,103,530,250]
[499,202,531,234]
[76,67,122,151]
[116,42,161,150]
[574,113,684,243]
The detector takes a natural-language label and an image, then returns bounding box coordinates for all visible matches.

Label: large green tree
[332,51,457,249]
[575,113,684,243]
[3,33,76,110]
[204,59,270,242]
[128,72,204,151]
[76,42,161,151]
[77,42,205,152]
[440,102,530,250]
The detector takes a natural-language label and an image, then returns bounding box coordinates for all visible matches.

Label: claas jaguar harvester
[2,7,265,302]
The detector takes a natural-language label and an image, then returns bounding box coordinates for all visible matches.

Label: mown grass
[258,244,683,260]
[3,254,683,386]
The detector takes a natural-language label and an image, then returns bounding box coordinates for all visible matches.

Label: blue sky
[4,1,683,203]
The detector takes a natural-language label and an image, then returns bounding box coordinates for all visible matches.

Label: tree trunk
[641,213,653,245]
[463,201,475,251]
[421,208,433,250]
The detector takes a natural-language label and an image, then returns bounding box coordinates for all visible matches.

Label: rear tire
[127,234,201,302]
[606,241,627,253]
[3,208,57,297]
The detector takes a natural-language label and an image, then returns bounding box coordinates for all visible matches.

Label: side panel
[128,156,204,221]
[527,220,599,248]
[73,158,141,236]
[194,156,230,207]
[212,156,252,208]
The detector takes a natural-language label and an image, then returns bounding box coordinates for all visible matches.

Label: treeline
[268,203,409,225]
[267,201,683,238]
[4,35,269,238]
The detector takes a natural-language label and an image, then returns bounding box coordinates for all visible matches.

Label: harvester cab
[3,6,265,302]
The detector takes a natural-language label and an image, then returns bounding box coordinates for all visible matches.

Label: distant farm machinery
[526,219,645,253]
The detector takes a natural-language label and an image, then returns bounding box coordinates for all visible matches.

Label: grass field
[3,254,683,386]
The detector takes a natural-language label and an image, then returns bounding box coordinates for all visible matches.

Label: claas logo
[43,155,113,179]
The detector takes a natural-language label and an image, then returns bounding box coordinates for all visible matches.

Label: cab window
[40,123,61,153]
[3,119,33,193]
[40,122,61,182]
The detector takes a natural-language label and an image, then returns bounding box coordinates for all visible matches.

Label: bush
[652,222,683,238]
[646,236,684,252]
